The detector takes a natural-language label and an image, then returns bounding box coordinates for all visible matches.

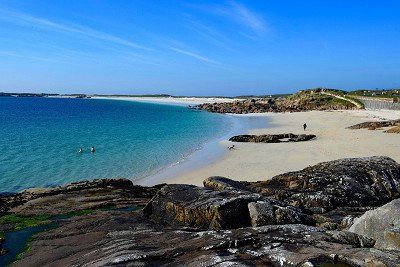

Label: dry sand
[167,109,400,186]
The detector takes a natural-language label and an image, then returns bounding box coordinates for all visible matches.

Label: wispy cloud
[167,46,220,65]
[190,1,268,37]
[184,18,234,51]
[0,51,68,64]
[0,9,152,51]
[228,1,268,35]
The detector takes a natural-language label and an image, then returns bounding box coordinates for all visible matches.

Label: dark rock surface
[247,156,400,211]
[144,184,314,230]
[348,119,400,130]
[349,198,400,251]
[204,156,400,228]
[229,133,316,143]
[2,156,400,266]
[348,119,400,134]
[1,178,163,216]
[15,212,400,267]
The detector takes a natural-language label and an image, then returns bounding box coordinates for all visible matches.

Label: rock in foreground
[247,156,400,211]
[350,198,400,251]
[15,212,400,267]
[143,184,314,230]
[2,156,400,266]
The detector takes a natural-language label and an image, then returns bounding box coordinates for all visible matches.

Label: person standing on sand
[303,123,307,131]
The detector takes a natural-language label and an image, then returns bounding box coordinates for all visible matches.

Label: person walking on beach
[303,123,307,131]
[90,146,95,153]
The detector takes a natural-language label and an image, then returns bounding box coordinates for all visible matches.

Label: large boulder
[349,198,400,251]
[143,184,314,230]
[143,184,261,230]
[247,156,400,211]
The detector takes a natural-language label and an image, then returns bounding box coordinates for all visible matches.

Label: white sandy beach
[98,96,400,186]
[162,109,400,186]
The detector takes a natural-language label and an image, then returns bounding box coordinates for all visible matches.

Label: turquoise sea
[0,97,231,193]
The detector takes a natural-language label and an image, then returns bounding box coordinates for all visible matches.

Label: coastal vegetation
[0,214,50,231]
[195,89,362,114]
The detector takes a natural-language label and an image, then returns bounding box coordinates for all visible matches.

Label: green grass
[0,214,51,231]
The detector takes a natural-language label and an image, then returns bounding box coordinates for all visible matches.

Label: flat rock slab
[1,178,163,216]
[229,133,316,143]
[15,211,400,267]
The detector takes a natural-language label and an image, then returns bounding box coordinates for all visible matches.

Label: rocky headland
[194,90,360,114]
[1,156,400,266]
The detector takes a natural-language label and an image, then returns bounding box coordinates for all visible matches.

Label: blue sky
[0,1,399,96]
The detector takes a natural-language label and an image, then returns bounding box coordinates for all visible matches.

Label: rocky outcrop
[194,91,359,114]
[15,212,399,267]
[348,119,400,133]
[247,156,400,212]
[349,198,400,251]
[0,178,163,216]
[203,176,251,191]
[3,156,400,266]
[229,133,316,143]
[203,157,400,228]
[143,184,314,230]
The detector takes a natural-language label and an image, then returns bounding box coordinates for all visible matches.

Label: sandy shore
[96,96,400,186]
[164,109,400,186]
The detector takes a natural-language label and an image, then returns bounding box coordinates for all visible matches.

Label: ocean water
[0,97,230,193]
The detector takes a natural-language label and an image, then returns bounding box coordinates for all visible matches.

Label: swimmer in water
[90,146,95,153]
[78,147,84,153]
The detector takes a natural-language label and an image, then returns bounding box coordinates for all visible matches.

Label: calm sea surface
[0,97,230,193]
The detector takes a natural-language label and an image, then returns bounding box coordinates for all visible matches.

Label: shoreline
[96,96,400,187]
[166,109,400,186]
[94,95,270,187]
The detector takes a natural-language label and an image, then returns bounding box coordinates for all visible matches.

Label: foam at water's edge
[135,113,270,186]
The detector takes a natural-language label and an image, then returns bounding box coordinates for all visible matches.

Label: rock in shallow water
[229,133,316,143]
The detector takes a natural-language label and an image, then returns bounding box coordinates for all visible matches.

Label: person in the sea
[303,123,307,131]
[90,146,95,153]
[78,147,84,153]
